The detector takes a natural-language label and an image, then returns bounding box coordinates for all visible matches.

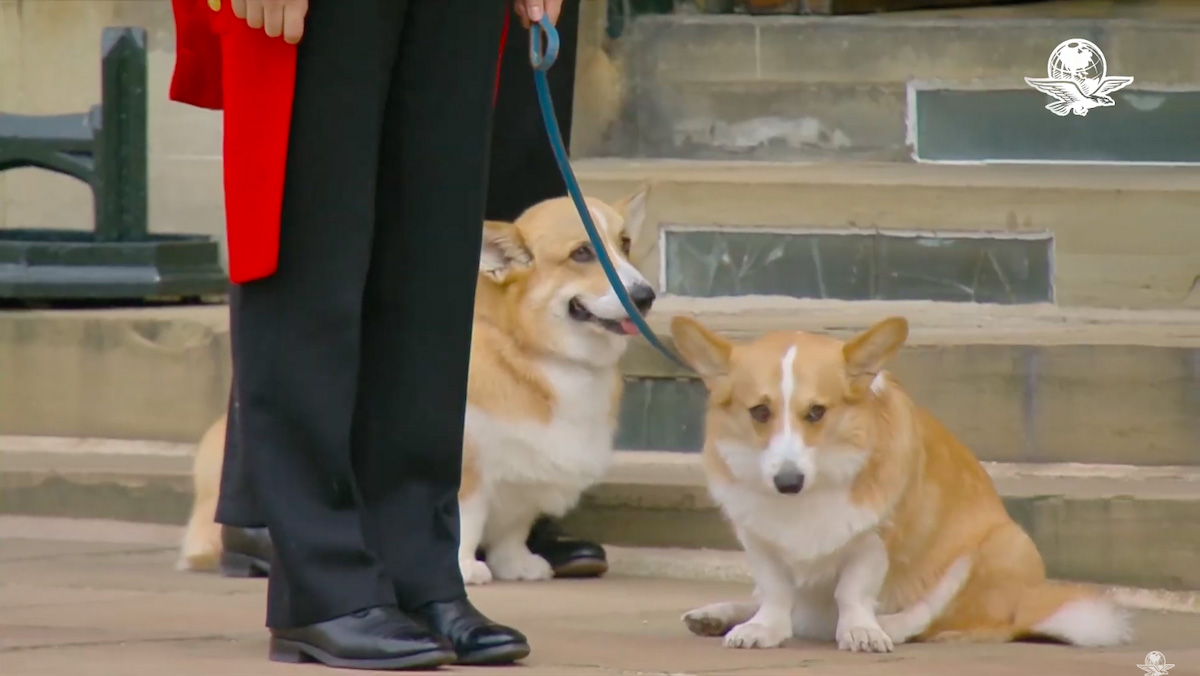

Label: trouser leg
[231,1,404,629]
[216,284,264,528]
[352,0,507,612]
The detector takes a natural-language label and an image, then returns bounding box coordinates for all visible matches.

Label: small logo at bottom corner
[1137,651,1175,676]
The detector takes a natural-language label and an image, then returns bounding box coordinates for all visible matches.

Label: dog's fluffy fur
[178,189,654,583]
[670,316,1132,652]
[459,188,651,584]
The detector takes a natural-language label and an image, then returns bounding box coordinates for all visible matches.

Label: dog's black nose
[629,284,656,313]
[773,468,805,495]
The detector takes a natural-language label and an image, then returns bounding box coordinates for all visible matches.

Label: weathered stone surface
[595,13,1200,160]
[4,446,1198,590]
[574,159,1200,309]
[0,307,231,442]
[3,526,1197,675]
[2,301,1197,465]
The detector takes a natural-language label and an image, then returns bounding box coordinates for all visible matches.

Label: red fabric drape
[169,2,514,283]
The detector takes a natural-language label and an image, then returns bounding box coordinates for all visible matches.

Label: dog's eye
[805,405,826,423]
[748,404,772,424]
[570,245,595,263]
[619,236,632,255]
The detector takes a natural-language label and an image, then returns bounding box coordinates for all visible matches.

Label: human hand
[230,0,308,44]
[514,0,563,29]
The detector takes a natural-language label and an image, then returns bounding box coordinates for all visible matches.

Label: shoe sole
[455,642,532,666]
[220,551,271,579]
[269,637,456,670]
[552,558,608,579]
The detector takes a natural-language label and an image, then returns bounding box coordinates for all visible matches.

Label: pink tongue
[620,319,639,335]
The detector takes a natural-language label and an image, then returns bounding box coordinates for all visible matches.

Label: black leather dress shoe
[219,526,273,578]
[473,517,607,579]
[414,598,529,665]
[525,517,608,578]
[269,606,456,670]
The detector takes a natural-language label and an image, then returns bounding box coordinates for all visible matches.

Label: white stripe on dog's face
[758,345,816,487]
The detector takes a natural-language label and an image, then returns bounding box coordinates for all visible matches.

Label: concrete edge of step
[2,514,1195,617]
[4,439,1200,501]
[603,545,1200,615]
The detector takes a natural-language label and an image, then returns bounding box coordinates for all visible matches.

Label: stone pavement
[1,517,1197,676]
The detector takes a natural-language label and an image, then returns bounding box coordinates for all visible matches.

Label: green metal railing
[0,27,227,303]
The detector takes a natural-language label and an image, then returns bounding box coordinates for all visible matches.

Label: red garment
[168,1,512,283]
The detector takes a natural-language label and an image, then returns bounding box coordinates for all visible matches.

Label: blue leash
[529,17,689,369]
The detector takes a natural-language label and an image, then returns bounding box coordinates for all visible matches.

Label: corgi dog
[669,316,1132,652]
[460,187,653,585]
[177,413,227,572]
[178,188,656,585]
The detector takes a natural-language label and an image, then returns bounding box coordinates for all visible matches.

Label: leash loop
[529,16,560,72]
[529,17,688,369]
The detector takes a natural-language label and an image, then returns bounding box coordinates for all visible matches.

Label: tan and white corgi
[669,316,1132,652]
[177,413,227,572]
[178,188,655,585]
[460,187,652,585]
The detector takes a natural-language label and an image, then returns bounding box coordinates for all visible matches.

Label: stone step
[576,159,1200,309]
[592,13,1200,161]
[2,439,1197,591]
[613,297,1200,465]
[2,298,1197,464]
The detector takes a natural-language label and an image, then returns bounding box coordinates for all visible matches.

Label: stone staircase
[570,0,1200,590]
[1,0,1198,596]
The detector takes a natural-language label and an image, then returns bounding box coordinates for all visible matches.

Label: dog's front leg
[723,532,794,649]
[833,533,893,653]
[458,490,493,585]
[485,505,553,582]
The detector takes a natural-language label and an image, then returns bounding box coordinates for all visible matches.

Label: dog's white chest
[711,482,881,586]
[465,361,618,502]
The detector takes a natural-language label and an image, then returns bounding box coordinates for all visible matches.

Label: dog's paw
[723,621,790,649]
[875,612,913,646]
[460,559,494,586]
[682,603,747,637]
[488,549,554,582]
[836,621,894,653]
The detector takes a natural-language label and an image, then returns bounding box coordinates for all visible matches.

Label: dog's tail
[175,415,227,572]
[881,553,1132,648]
[1016,581,1133,647]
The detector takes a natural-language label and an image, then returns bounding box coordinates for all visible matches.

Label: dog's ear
[480,220,532,284]
[612,184,650,243]
[842,316,908,398]
[670,315,732,383]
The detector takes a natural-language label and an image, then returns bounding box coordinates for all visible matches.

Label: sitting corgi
[669,315,1132,652]
[460,188,653,585]
[178,188,656,586]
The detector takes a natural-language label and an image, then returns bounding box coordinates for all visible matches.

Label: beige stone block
[148,49,225,159]
[1,168,95,232]
[1056,254,1200,309]
[0,313,232,442]
[148,155,227,259]
[1031,345,1198,465]
[890,346,1030,463]
[4,1,115,115]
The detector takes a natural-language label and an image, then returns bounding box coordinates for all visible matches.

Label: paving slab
[1,518,1198,676]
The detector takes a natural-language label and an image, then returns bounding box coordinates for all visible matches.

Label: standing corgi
[669,316,1132,652]
[460,188,653,585]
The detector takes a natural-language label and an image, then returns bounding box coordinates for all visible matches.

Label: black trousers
[217,0,583,535]
[224,0,506,629]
